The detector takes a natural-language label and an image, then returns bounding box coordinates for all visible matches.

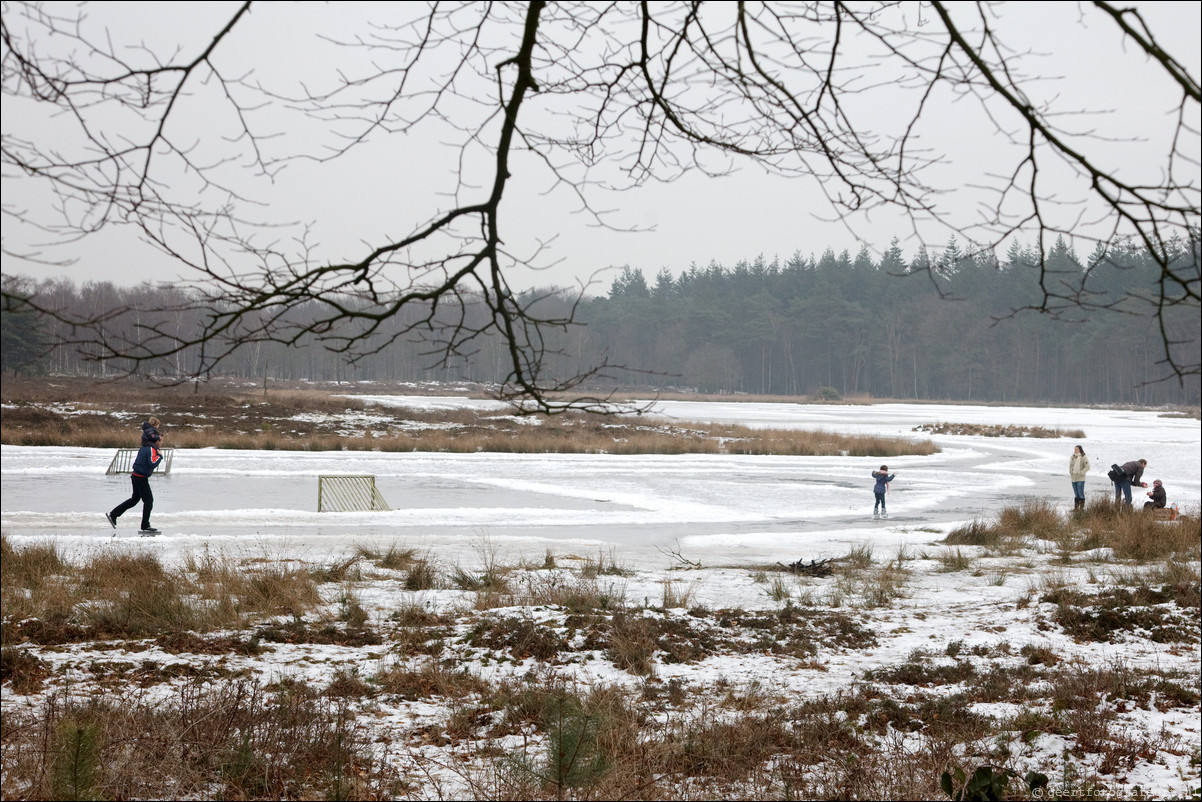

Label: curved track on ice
[3,401,1198,566]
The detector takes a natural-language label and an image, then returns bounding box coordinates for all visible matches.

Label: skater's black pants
[112,475,153,529]
[874,492,886,513]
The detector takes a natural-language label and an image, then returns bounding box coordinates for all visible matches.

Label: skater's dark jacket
[131,445,163,478]
[872,471,895,494]
[141,422,162,447]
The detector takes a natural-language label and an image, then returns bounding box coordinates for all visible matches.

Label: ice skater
[106,420,165,535]
[872,465,896,518]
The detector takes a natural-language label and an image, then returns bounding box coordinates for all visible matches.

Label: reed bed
[2,377,939,457]
[914,422,1087,438]
[0,536,324,647]
[0,677,396,801]
[944,498,1200,560]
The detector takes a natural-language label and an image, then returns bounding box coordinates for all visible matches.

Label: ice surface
[2,400,1198,566]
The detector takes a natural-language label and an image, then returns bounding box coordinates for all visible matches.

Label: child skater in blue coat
[872,465,896,518]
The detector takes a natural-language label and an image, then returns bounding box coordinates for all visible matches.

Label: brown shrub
[376,658,489,701]
[1,535,68,587]
[915,422,1086,438]
[0,405,71,432]
[607,611,659,675]
[0,677,399,800]
[466,615,568,662]
[996,498,1066,541]
[3,543,329,646]
[241,565,322,617]
[0,646,52,694]
[1,538,79,643]
[1104,508,1200,560]
[944,518,1005,547]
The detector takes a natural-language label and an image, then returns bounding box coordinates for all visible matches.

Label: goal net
[318,474,390,512]
[106,448,175,475]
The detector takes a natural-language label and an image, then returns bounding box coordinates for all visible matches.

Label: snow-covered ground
[2,400,1199,799]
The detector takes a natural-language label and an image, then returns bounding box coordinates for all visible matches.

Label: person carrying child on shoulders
[872,465,896,518]
[106,418,166,535]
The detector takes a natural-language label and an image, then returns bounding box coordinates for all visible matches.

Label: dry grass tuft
[2,540,328,646]
[606,611,659,675]
[581,548,633,578]
[935,547,976,573]
[372,543,422,571]
[943,518,1002,548]
[997,498,1064,542]
[945,499,1062,550]
[81,550,207,638]
[241,564,323,617]
[0,536,76,632]
[0,646,52,694]
[1081,504,1201,561]
[1073,499,1201,559]
[1,535,67,584]
[404,558,441,591]
[511,571,622,613]
[376,658,490,701]
[0,677,400,800]
[914,422,1087,438]
[945,500,1200,563]
[835,558,912,609]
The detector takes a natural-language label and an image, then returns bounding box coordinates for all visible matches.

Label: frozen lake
[2,401,1198,566]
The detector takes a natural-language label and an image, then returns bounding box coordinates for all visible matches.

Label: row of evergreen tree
[578,236,1199,405]
[3,234,1199,406]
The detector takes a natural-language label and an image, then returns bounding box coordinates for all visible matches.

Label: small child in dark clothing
[1143,479,1166,510]
[141,417,162,447]
[872,465,896,518]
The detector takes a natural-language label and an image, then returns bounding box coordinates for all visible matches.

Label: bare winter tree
[2,1,1199,401]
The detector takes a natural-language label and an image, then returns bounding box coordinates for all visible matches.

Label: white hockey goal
[105,448,174,475]
[318,474,390,512]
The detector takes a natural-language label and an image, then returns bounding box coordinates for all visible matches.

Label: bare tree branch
[2,0,1198,395]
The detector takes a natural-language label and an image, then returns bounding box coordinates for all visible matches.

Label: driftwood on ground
[778,558,835,577]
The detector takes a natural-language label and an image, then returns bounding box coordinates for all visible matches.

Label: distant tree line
[579,235,1200,406]
[2,234,1198,406]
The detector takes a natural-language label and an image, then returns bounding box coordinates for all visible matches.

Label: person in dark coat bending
[1113,458,1147,508]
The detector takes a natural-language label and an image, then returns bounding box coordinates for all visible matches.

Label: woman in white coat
[1069,444,1090,511]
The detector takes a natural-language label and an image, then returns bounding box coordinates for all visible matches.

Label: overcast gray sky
[2,1,1199,294]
